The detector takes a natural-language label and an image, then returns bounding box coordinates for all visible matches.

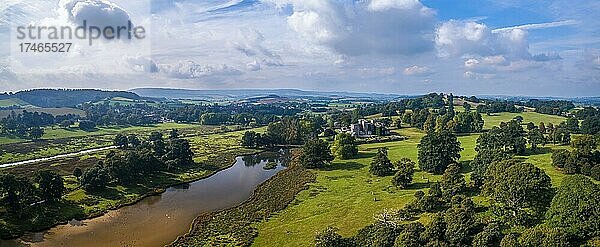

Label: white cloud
[368,0,422,11]
[491,20,579,33]
[270,0,436,56]
[59,0,132,29]
[435,20,531,60]
[246,60,261,71]
[403,65,433,76]
[158,60,242,79]
[358,67,396,76]
[233,28,283,68]
[124,56,158,73]
[464,71,495,79]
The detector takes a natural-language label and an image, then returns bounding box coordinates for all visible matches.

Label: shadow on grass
[408,182,430,190]
[524,147,553,156]
[321,161,365,171]
[355,152,376,159]
[460,160,473,173]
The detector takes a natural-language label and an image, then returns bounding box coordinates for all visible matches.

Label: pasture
[252,111,571,246]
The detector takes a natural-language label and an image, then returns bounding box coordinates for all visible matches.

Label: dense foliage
[299,139,334,169]
[417,130,462,174]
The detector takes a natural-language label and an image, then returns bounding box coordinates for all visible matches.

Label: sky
[0,0,599,96]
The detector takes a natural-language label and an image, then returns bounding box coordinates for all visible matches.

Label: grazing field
[0,98,31,108]
[0,123,232,164]
[482,111,565,129]
[252,112,574,246]
[0,107,86,119]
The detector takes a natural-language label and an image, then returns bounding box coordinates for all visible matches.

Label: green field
[0,107,85,120]
[0,98,31,108]
[0,123,229,164]
[252,111,572,246]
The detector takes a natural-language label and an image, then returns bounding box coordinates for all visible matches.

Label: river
[0,152,287,247]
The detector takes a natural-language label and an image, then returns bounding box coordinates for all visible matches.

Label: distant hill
[130,88,402,102]
[0,89,141,108]
[478,95,600,106]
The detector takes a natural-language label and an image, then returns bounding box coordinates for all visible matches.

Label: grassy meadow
[252,111,570,246]
[0,123,234,164]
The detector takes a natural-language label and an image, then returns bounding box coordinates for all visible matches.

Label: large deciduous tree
[482,160,553,226]
[418,130,462,174]
[392,158,415,188]
[36,170,65,202]
[370,148,394,176]
[330,133,358,159]
[546,175,600,240]
[299,138,334,169]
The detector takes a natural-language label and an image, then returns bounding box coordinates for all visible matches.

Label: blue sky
[0,0,599,96]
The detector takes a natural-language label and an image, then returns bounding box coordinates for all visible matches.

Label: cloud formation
[269,0,436,56]
[59,0,132,28]
[158,60,242,79]
[403,65,433,76]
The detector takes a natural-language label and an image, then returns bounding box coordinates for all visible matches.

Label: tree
[580,116,600,135]
[418,131,462,174]
[539,122,546,134]
[73,167,83,178]
[36,170,65,202]
[0,174,38,213]
[463,102,471,112]
[471,149,511,187]
[421,213,447,244]
[27,126,44,140]
[546,175,600,239]
[354,222,399,247]
[571,135,598,154]
[114,134,128,148]
[370,148,394,176]
[169,128,180,139]
[299,138,334,169]
[483,160,553,226]
[59,120,74,128]
[444,197,477,246]
[528,128,546,151]
[472,222,503,247]
[565,117,580,133]
[126,135,139,148]
[395,222,425,247]
[315,227,353,247]
[526,122,536,131]
[518,225,572,247]
[80,163,110,192]
[242,131,257,147]
[163,138,195,168]
[392,158,415,188]
[476,121,526,155]
[330,133,358,159]
[440,164,466,198]
[149,131,166,156]
[499,233,519,247]
[78,120,96,131]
